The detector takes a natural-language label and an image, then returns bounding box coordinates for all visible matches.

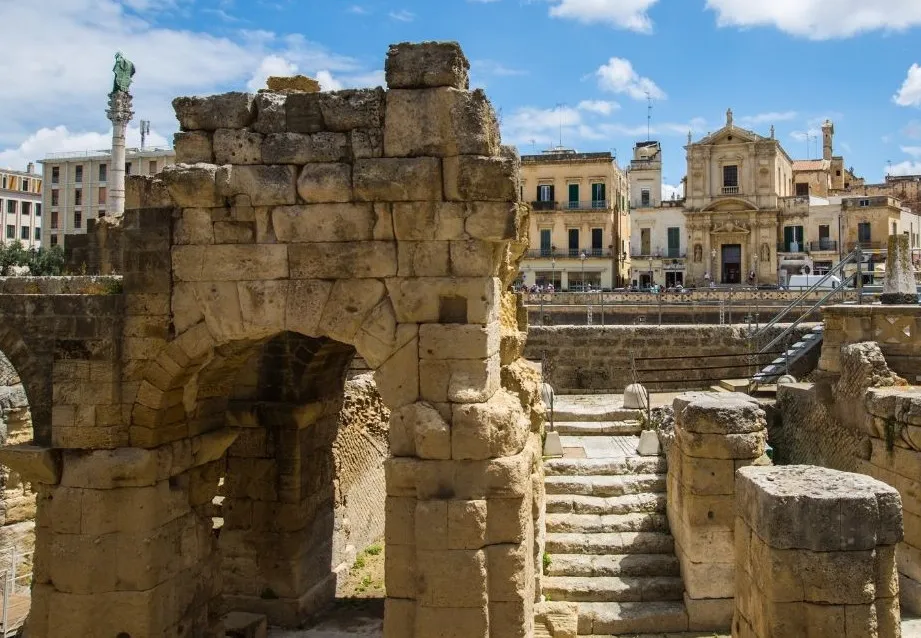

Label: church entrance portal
[722,244,741,284]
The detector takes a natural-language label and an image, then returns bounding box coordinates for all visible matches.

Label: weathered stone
[465,202,520,241]
[351,128,384,159]
[272,203,375,243]
[397,241,451,277]
[419,323,500,360]
[444,155,518,202]
[392,202,466,241]
[676,393,766,435]
[375,335,419,409]
[386,41,470,90]
[0,445,60,484]
[386,277,500,325]
[173,92,255,131]
[285,279,332,337]
[262,132,350,164]
[420,354,500,404]
[253,92,287,135]
[213,128,264,165]
[296,163,352,203]
[354,158,443,201]
[266,75,320,93]
[285,92,325,134]
[318,88,385,132]
[452,389,530,460]
[882,233,917,304]
[173,131,213,164]
[317,278,386,343]
[160,163,224,207]
[289,242,397,279]
[623,383,649,410]
[219,164,298,206]
[384,88,499,157]
[449,240,503,277]
[405,402,451,460]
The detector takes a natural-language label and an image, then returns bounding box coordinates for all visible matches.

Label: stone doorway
[721,244,742,284]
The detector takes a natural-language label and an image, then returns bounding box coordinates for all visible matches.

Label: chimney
[26,162,34,174]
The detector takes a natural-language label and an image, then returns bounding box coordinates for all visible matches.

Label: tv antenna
[555,103,565,148]
[646,92,652,141]
[140,120,151,150]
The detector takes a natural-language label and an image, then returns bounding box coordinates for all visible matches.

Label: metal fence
[0,546,32,637]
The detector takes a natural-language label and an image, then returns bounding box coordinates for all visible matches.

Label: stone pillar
[734,465,903,638]
[881,234,917,305]
[106,90,134,217]
[667,392,767,631]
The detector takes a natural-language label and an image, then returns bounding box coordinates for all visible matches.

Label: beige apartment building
[39,147,174,247]
[628,141,687,288]
[0,165,43,249]
[519,148,630,290]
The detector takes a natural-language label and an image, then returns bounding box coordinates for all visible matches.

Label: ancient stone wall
[734,466,902,638]
[667,392,768,632]
[527,324,816,392]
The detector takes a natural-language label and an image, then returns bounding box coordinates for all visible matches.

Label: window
[568,228,579,257]
[74,211,82,229]
[6,200,15,215]
[149,160,158,174]
[5,225,13,239]
[50,234,58,247]
[640,228,651,255]
[98,187,107,205]
[99,164,107,182]
[795,182,809,197]
[74,189,82,206]
[21,202,30,216]
[21,178,29,192]
[783,226,804,252]
[667,227,680,258]
[591,228,603,255]
[723,165,739,188]
[819,225,830,239]
[20,226,28,240]
[836,170,842,177]
[641,188,651,207]
[35,204,41,216]
[34,227,40,241]
[859,199,870,207]
[125,162,132,176]
[51,190,59,206]
[537,184,553,201]
[568,184,579,209]
[0,175,6,189]
[539,229,552,257]
[75,165,83,183]
[591,182,606,207]
[50,211,58,229]
[51,166,59,184]
[858,222,871,243]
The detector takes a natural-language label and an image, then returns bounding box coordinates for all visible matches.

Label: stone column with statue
[106,52,135,217]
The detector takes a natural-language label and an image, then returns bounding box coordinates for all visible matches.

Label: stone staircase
[543,396,688,635]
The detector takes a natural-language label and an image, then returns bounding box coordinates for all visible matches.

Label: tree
[0,242,65,276]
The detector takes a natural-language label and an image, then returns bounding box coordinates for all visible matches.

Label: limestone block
[351,128,384,159]
[374,335,420,409]
[866,386,921,427]
[637,429,660,456]
[465,202,520,241]
[125,174,173,209]
[317,278,386,342]
[386,496,416,546]
[393,202,467,241]
[416,549,487,607]
[174,131,213,164]
[534,601,578,638]
[419,322,500,360]
[160,164,224,208]
[882,233,918,304]
[353,158,443,201]
[623,383,649,410]
[737,465,903,552]
[253,92,287,134]
[213,128,264,165]
[416,500,449,550]
[373,203,395,240]
[678,554,735,599]
[487,542,530,602]
[448,500,487,549]
[285,279,332,338]
[289,242,397,279]
[443,155,518,202]
[213,220,255,244]
[451,389,530,460]
[684,593,733,631]
[223,611,267,638]
[285,92,325,134]
[173,92,255,131]
[405,402,452,460]
[237,280,287,336]
[678,454,736,495]
[267,75,319,92]
[262,131,350,164]
[219,164,298,206]
[173,208,214,246]
[450,239,504,277]
[386,277,500,325]
[189,244,289,281]
[296,163,353,203]
[486,496,529,545]
[0,445,60,484]
[271,203,374,243]
[420,354,500,405]
[355,303,413,369]
[385,543,417,599]
[60,447,161,489]
[384,598,416,638]
[398,241,451,277]
[676,492,735,528]
[385,88,500,158]
[675,393,766,435]
[386,41,470,90]
[676,428,765,460]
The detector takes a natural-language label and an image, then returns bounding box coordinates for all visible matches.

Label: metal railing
[808,240,838,252]
[525,248,608,259]
[777,242,807,254]
[529,200,610,211]
[846,240,888,251]
[0,546,33,637]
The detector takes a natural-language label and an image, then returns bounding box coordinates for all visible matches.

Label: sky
[4,0,921,198]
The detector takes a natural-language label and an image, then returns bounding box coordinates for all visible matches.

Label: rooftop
[40,146,174,162]
[792,159,831,172]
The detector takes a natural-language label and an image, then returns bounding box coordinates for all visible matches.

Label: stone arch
[701,197,759,213]
[0,325,47,445]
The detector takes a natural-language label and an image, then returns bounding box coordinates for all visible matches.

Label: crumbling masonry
[0,41,547,637]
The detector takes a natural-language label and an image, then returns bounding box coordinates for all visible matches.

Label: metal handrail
[752,248,860,342]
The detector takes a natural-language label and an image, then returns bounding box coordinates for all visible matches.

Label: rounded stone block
[675,392,766,435]
[623,383,648,410]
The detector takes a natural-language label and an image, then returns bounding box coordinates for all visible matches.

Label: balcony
[632,247,686,260]
[525,248,609,259]
[721,186,739,195]
[808,240,838,252]
[778,242,807,254]
[846,241,889,251]
[530,200,610,212]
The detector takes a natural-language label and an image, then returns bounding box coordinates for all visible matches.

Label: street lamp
[710,248,717,286]
[551,256,556,291]
[580,251,587,291]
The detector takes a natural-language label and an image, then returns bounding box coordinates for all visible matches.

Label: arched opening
[188,331,390,630]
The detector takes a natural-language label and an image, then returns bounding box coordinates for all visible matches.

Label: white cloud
[738,111,797,126]
[706,0,921,39]
[577,100,620,115]
[595,57,665,100]
[347,5,369,14]
[904,121,921,140]
[546,0,659,33]
[471,60,527,77]
[888,160,921,176]
[502,106,584,147]
[246,54,297,92]
[662,183,683,201]
[388,9,415,21]
[315,70,344,92]
[902,146,921,157]
[600,117,706,138]
[895,64,921,107]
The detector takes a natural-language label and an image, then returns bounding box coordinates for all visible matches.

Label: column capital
[106,90,134,125]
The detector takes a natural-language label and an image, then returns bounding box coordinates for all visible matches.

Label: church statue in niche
[761,243,771,262]
[693,244,703,263]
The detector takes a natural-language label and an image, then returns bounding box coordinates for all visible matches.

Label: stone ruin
[0,41,547,637]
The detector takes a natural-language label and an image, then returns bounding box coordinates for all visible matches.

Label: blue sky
[3,0,921,193]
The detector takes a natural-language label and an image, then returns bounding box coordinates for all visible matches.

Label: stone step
[546,512,668,535]
[544,576,684,603]
[553,421,642,436]
[545,474,666,497]
[718,379,749,392]
[544,456,665,477]
[546,532,675,555]
[546,553,680,578]
[709,385,730,393]
[577,601,689,635]
[546,493,666,516]
[553,399,643,423]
